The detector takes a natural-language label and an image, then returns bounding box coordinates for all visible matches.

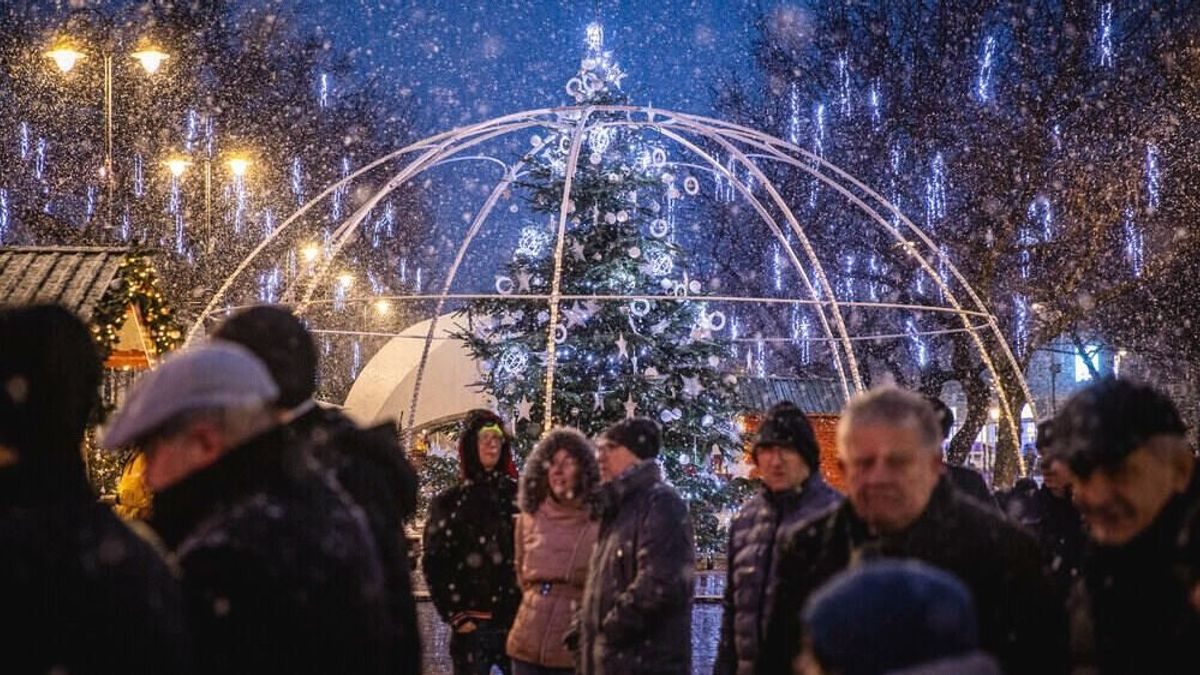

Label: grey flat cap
[102,342,279,449]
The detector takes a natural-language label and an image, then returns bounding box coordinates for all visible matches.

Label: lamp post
[45,39,169,234]
[163,153,251,251]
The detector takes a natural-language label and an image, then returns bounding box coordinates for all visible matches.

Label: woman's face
[548,448,580,502]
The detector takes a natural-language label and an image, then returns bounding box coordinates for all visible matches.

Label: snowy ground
[418,572,726,673]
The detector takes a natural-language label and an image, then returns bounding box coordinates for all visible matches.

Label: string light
[976,34,996,102]
[1099,3,1114,68]
[1146,143,1160,212]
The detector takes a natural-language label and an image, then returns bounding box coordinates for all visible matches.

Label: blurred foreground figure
[760,386,1066,675]
[214,304,421,674]
[0,304,191,674]
[507,427,600,674]
[423,409,521,675]
[577,417,695,675]
[103,342,392,674]
[715,401,841,675]
[796,560,1001,675]
[1048,378,1200,674]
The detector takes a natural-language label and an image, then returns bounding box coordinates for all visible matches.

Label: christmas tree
[453,23,742,553]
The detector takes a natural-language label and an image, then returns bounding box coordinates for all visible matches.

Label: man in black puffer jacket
[714,402,841,675]
[423,409,521,675]
[578,417,695,675]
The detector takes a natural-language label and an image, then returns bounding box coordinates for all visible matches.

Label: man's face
[1070,443,1192,546]
[142,421,223,491]
[477,429,504,472]
[597,437,640,482]
[839,421,942,534]
[1042,458,1071,498]
[756,444,811,493]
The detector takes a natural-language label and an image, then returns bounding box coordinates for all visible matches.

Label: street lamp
[45,36,170,233]
[165,152,251,251]
[227,156,250,178]
[164,157,190,178]
[45,44,84,73]
[131,48,169,75]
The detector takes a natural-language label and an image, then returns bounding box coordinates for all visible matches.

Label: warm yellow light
[373,299,392,316]
[164,157,189,178]
[46,46,83,73]
[989,407,1001,421]
[227,157,250,177]
[337,272,355,289]
[300,243,321,263]
[131,48,169,74]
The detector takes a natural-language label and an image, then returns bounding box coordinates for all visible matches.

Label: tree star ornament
[515,396,534,422]
[516,270,533,292]
[615,333,629,359]
[623,393,637,418]
[682,375,705,398]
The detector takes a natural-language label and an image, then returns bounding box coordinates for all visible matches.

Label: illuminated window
[1074,344,1102,382]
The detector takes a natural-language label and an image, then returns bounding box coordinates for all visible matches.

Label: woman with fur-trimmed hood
[423,409,521,674]
[506,427,601,674]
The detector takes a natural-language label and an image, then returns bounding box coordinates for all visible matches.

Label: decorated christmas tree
[453,24,742,553]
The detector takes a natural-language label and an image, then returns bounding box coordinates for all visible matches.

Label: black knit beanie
[600,417,661,460]
[754,401,820,471]
[212,305,317,409]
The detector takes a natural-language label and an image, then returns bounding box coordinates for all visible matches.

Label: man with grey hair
[757,386,1067,675]
[103,342,394,674]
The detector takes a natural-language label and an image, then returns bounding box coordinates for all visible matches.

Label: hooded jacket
[422,410,521,630]
[507,427,600,668]
[578,460,695,675]
[715,473,842,675]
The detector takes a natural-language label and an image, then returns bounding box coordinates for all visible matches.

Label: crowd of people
[2,301,1199,674]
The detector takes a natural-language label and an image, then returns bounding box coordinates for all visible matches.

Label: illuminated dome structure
[188,25,1034,453]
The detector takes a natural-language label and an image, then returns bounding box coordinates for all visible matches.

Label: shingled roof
[0,247,131,320]
[737,377,847,416]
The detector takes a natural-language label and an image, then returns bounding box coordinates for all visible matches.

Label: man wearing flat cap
[714,401,841,675]
[103,342,394,674]
[1047,378,1200,674]
[577,417,695,674]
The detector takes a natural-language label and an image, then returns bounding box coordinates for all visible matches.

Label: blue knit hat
[803,560,979,675]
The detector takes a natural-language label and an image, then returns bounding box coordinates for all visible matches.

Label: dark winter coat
[150,425,393,675]
[0,467,192,675]
[759,477,1068,675]
[1007,486,1086,601]
[945,463,1000,512]
[1068,467,1200,674]
[578,460,695,675]
[291,404,422,674]
[715,473,842,675]
[422,470,521,630]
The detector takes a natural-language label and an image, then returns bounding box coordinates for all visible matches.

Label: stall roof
[0,247,131,320]
[738,378,847,416]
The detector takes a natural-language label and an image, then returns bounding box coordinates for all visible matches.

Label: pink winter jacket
[505,498,599,668]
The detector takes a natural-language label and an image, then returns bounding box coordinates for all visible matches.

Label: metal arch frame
[186,105,1035,460]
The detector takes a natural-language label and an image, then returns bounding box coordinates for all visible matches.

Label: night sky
[289,0,759,133]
